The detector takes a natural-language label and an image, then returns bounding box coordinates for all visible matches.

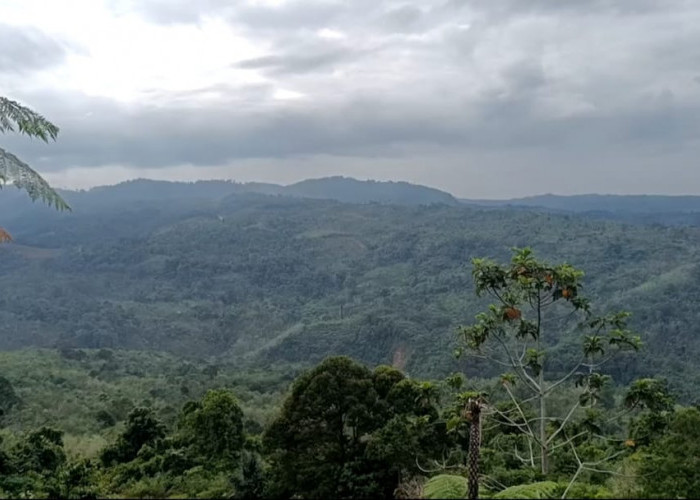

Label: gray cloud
[6,0,700,197]
[236,47,360,76]
[0,23,69,74]
[6,83,699,174]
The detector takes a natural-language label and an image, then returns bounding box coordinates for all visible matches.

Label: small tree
[457,248,640,476]
[177,389,245,467]
[100,407,166,465]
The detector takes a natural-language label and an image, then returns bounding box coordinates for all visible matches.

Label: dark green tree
[177,389,245,467]
[625,378,675,447]
[0,376,20,420]
[100,407,165,465]
[11,427,66,474]
[263,356,445,499]
[639,407,700,498]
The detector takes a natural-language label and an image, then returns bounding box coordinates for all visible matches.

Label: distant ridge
[461,193,700,213]
[74,176,459,207]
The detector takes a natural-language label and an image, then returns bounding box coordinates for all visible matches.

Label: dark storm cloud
[0,23,69,73]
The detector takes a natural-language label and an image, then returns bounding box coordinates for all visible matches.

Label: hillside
[51,176,457,208]
[2,180,700,400]
[462,194,700,226]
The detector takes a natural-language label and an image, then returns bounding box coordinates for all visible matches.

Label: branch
[514,445,535,466]
[503,382,540,444]
[561,440,628,498]
[493,334,540,392]
[489,407,534,435]
[547,401,580,445]
[467,352,513,368]
[0,97,59,141]
[0,147,69,210]
[545,356,586,395]
[549,431,587,451]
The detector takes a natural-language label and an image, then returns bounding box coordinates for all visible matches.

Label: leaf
[0,147,70,211]
[446,415,461,432]
[423,474,468,499]
[0,97,59,142]
[493,481,559,499]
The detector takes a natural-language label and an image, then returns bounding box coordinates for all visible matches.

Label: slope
[1,182,700,399]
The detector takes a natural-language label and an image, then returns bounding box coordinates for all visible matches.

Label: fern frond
[0,147,70,211]
[0,97,59,142]
[423,474,468,499]
[493,481,559,499]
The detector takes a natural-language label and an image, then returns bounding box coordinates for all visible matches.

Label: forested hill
[2,180,700,399]
[462,194,700,226]
[43,176,457,209]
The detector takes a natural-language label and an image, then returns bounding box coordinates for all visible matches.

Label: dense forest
[2,178,700,497]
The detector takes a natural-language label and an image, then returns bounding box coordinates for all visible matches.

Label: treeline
[1,355,697,498]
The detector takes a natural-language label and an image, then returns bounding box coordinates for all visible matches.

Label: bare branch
[547,402,580,445]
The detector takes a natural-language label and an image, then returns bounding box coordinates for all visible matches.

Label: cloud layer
[1,0,699,197]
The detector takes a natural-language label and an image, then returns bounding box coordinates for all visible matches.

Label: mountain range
[2,176,700,400]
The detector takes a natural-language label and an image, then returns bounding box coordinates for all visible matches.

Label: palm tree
[0,96,70,241]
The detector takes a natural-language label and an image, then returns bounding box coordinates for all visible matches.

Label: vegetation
[0,97,69,218]
[458,248,640,475]
[0,347,694,498]
[2,179,700,497]
[3,180,700,400]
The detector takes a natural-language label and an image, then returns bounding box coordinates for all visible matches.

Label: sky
[1,0,699,199]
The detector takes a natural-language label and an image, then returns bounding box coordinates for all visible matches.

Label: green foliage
[11,426,66,474]
[556,481,613,499]
[0,426,95,498]
[0,349,287,437]
[423,474,467,499]
[0,350,698,498]
[457,248,641,476]
[638,407,700,498]
[624,378,674,412]
[233,452,267,499]
[493,481,559,499]
[460,248,639,363]
[0,96,69,211]
[177,389,244,467]
[0,375,20,420]
[100,407,165,465]
[264,356,445,499]
[3,186,700,400]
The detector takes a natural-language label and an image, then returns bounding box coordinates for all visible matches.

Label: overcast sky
[1,0,699,198]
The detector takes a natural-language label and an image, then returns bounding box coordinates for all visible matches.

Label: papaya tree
[1,96,69,240]
[457,248,641,476]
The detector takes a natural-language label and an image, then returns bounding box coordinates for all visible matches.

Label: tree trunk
[539,373,548,475]
[467,399,482,499]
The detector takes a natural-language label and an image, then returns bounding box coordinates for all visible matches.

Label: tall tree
[0,97,69,240]
[263,356,445,499]
[457,248,641,475]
